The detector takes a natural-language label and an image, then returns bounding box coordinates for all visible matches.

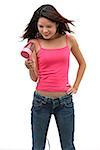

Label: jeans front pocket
[60,95,74,108]
[31,95,49,111]
[31,97,43,111]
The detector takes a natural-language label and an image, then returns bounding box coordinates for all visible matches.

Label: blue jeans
[31,91,75,150]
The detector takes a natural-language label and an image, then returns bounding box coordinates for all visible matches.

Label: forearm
[29,68,38,82]
[25,59,38,82]
[73,63,86,89]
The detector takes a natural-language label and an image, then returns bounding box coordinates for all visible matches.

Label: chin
[42,34,54,40]
[42,36,51,39]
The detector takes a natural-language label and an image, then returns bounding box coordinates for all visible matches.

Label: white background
[0,0,100,150]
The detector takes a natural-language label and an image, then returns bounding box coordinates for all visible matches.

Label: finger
[73,89,77,94]
[67,87,72,92]
[67,91,73,95]
[67,87,73,94]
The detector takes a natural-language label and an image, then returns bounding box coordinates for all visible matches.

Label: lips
[44,34,49,36]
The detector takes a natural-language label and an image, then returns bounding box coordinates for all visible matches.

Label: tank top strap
[66,33,69,44]
[35,34,69,50]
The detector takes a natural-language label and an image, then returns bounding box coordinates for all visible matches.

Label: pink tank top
[36,34,71,92]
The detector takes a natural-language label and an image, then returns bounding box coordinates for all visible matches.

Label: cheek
[51,27,57,33]
[38,27,41,32]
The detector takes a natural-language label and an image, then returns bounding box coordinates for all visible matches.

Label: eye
[38,25,43,28]
[46,25,52,28]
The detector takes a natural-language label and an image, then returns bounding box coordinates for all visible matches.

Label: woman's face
[37,17,58,40]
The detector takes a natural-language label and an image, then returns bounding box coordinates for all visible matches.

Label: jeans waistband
[34,91,72,103]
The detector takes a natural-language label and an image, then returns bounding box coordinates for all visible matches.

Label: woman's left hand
[67,86,78,94]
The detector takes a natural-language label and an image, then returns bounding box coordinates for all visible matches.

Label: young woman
[21,4,86,150]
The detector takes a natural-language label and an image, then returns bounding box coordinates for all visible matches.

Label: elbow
[82,62,87,72]
[31,77,38,82]
[34,78,38,82]
[83,62,86,70]
[33,77,38,82]
[79,61,86,70]
[83,62,86,69]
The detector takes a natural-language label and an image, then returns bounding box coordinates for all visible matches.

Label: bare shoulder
[28,39,37,47]
[68,34,81,53]
[68,34,78,48]
[28,39,39,54]
[68,34,86,64]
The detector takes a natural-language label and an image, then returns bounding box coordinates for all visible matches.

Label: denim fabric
[31,91,75,150]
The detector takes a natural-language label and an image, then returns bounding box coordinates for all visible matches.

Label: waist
[34,90,72,101]
[35,90,68,99]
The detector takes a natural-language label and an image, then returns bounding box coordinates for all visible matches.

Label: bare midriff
[35,90,67,99]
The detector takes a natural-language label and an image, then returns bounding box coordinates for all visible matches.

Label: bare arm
[29,69,38,82]
[25,40,38,82]
[25,60,38,82]
[68,35,86,93]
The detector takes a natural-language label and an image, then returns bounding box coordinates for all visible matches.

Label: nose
[43,28,49,34]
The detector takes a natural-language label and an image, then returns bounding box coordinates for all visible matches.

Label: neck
[46,33,63,41]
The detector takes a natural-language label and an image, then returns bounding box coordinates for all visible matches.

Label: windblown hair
[21,4,75,41]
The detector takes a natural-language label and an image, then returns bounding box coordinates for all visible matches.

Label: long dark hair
[21,4,75,41]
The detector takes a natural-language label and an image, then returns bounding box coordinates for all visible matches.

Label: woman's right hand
[25,59,35,70]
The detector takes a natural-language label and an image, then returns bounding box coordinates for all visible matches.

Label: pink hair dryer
[21,41,38,77]
[21,42,33,60]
